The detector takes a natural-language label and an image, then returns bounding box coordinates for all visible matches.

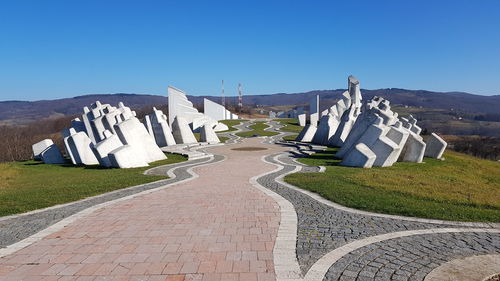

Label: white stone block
[401,133,426,163]
[341,143,376,168]
[204,98,227,121]
[148,107,176,147]
[295,124,317,143]
[40,144,65,164]
[32,139,54,160]
[298,114,306,127]
[213,123,229,132]
[114,117,167,163]
[309,95,320,126]
[329,106,359,147]
[424,133,447,159]
[312,114,339,145]
[108,145,149,168]
[200,124,220,144]
[171,116,198,144]
[64,131,100,165]
[94,131,123,167]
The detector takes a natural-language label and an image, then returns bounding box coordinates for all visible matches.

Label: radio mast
[221,80,225,107]
[238,83,243,109]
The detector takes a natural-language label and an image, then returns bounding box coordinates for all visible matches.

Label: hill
[1,89,500,125]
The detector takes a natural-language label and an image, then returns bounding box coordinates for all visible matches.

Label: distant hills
[1,89,499,125]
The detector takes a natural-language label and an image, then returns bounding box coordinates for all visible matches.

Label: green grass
[218,119,247,132]
[274,118,303,133]
[193,133,229,143]
[236,121,280,137]
[0,153,187,217]
[285,149,500,222]
[283,134,299,141]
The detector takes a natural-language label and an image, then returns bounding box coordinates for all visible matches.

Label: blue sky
[1,0,499,101]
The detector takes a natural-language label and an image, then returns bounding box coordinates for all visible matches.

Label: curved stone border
[304,228,500,281]
[0,153,226,258]
[424,254,500,281]
[250,153,302,281]
[272,150,500,229]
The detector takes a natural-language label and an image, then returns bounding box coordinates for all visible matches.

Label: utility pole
[238,83,243,112]
[221,80,225,107]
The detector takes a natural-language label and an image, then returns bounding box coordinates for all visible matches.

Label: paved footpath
[0,138,289,281]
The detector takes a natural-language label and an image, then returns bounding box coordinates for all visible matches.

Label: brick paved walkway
[0,138,288,281]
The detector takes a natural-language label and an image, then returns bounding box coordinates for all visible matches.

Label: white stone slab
[341,143,376,168]
[200,124,220,144]
[171,116,198,144]
[309,95,320,126]
[108,145,149,168]
[424,133,447,159]
[64,131,100,165]
[32,139,54,160]
[296,124,317,143]
[94,131,123,167]
[40,144,65,164]
[312,114,339,145]
[298,114,306,127]
[114,117,167,163]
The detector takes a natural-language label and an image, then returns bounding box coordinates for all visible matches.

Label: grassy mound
[0,153,187,216]
[236,121,279,137]
[285,148,500,222]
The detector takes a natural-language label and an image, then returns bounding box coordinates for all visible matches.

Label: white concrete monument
[171,116,198,144]
[40,144,65,164]
[200,124,220,144]
[32,139,54,160]
[424,133,447,159]
[145,107,177,147]
[310,95,320,126]
[114,117,167,163]
[298,113,306,127]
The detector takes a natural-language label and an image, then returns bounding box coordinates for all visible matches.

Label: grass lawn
[236,121,280,137]
[218,119,247,132]
[193,133,230,143]
[283,134,299,141]
[274,118,303,133]
[0,153,187,217]
[285,148,500,222]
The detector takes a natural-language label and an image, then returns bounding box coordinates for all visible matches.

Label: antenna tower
[221,80,225,107]
[238,83,243,109]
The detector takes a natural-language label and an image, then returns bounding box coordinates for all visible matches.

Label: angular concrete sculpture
[298,114,306,127]
[204,98,239,121]
[32,139,54,160]
[64,131,100,165]
[168,86,218,131]
[295,124,317,143]
[312,114,339,145]
[200,124,220,144]
[108,145,149,168]
[424,133,447,159]
[145,107,176,147]
[171,116,198,144]
[310,95,320,126]
[93,130,124,167]
[400,132,426,163]
[114,117,167,163]
[40,144,65,164]
[213,123,229,132]
[341,143,376,168]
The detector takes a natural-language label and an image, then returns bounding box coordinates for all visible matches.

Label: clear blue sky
[1,0,499,101]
